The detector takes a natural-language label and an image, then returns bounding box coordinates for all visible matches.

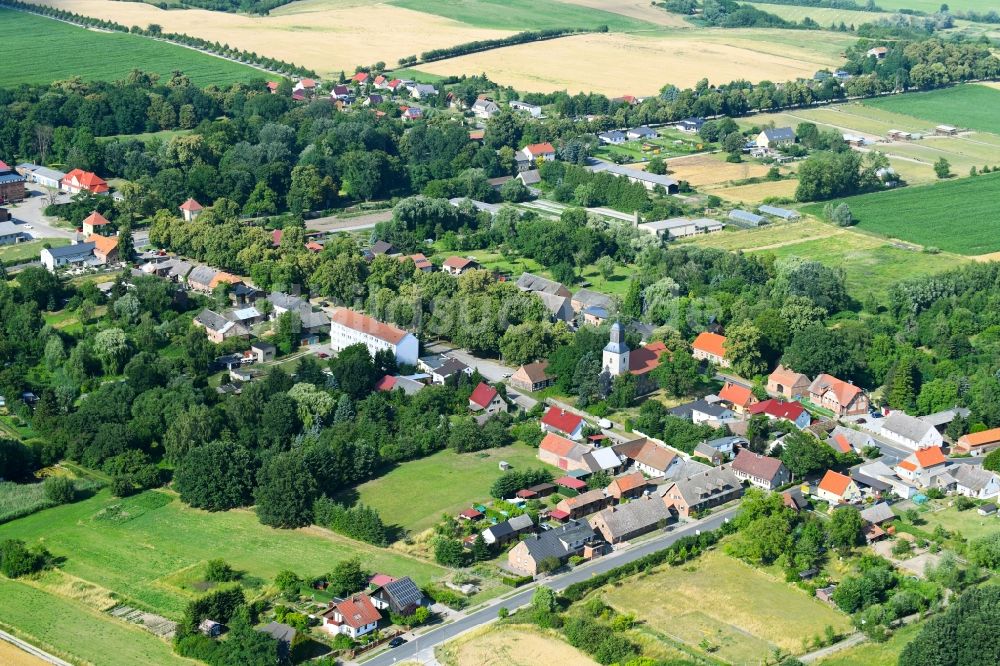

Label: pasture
[437,624,598,666]
[0,488,445,618]
[0,578,189,666]
[800,172,1000,255]
[904,500,1000,543]
[0,9,262,86]
[389,0,659,32]
[682,218,965,297]
[863,84,1000,135]
[349,445,546,535]
[817,621,921,666]
[666,153,773,187]
[601,550,851,662]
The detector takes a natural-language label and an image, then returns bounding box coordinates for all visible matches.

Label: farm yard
[436,624,599,666]
[601,550,852,663]
[681,218,965,297]
[347,445,545,536]
[800,171,1000,255]
[0,488,445,619]
[0,8,262,86]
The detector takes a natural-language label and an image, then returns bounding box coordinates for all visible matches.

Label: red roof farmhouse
[808,374,868,416]
[540,406,585,440]
[691,332,729,367]
[329,308,418,366]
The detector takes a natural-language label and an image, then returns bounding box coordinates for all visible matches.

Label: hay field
[419,30,845,95]
[601,551,851,662]
[713,178,799,203]
[750,2,884,25]
[25,0,508,77]
[559,0,691,27]
[665,153,772,186]
[437,624,598,666]
[0,640,47,666]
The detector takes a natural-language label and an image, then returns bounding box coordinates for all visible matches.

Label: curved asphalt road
[362,506,740,666]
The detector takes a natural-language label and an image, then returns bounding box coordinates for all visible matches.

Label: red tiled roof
[82,211,110,227]
[328,594,381,629]
[209,272,242,289]
[541,407,583,434]
[179,198,203,212]
[306,241,324,252]
[818,470,853,496]
[443,256,475,270]
[832,433,852,454]
[539,432,577,458]
[898,460,917,472]
[609,471,647,494]
[957,427,1000,449]
[469,382,498,410]
[459,508,483,519]
[769,365,809,387]
[266,81,279,91]
[403,253,432,270]
[914,447,946,468]
[732,449,784,480]
[352,72,369,82]
[375,375,397,391]
[368,573,397,588]
[523,142,555,156]
[692,332,727,358]
[374,75,387,85]
[86,234,118,256]
[810,374,863,407]
[720,382,755,408]
[554,476,587,491]
[64,169,108,193]
[300,78,317,88]
[629,341,668,375]
[331,308,410,344]
[549,509,570,520]
[748,399,807,422]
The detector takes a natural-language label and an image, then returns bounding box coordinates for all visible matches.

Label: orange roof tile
[914,447,946,468]
[692,331,727,358]
[818,469,852,496]
[609,471,646,494]
[832,433,851,454]
[898,460,917,472]
[208,272,242,289]
[957,427,1000,448]
[82,211,110,227]
[86,234,118,255]
[539,432,578,458]
[179,198,203,212]
[330,308,409,344]
[719,382,754,408]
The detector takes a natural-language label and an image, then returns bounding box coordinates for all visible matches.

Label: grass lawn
[97,129,192,144]
[800,172,1000,255]
[385,67,448,83]
[0,238,69,264]
[349,446,546,535]
[908,500,1000,543]
[0,9,262,86]
[817,621,921,666]
[0,577,190,666]
[389,0,659,32]
[0,488,444,618]
[601,550,852,662]
[863,85,1000,135]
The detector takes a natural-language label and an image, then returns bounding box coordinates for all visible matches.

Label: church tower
[602,321,630,376]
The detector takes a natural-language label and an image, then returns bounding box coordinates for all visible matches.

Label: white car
[23,224,33,229]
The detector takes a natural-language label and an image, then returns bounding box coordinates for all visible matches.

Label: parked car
[317,352,329,359]
[388,637,407,648]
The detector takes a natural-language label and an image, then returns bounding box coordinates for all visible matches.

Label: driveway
[5,185,77,240]
[306,209,393,234]
[423,342,516,384]
[360,506,739,666]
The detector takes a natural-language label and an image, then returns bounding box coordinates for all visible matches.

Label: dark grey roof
[594,496,673,539]
[371,240,395,255]
[599,130,627,141]
[573,288,612,310]
[0,173,25,185]
[517,272,567,296]
[521,520,596,561]
[881,412,935,443]
[187,265,218,286]
[705,436,746,450]
[381,576,423,609]
[46,242,95,258]
[763,127,795,141]
[518,169,541,185]
[859,502,895,524]
[851,470,891,492]
[195,308,230,331]
[256,621,296,644]
[435,358,469,378]
[952,465,999,492]
[251,341,276,352]
[627,126,658,138]
[660,466,741,505]
[670,399,730,419]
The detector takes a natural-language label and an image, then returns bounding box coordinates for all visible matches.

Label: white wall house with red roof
[469,382,507,415]
[329,308,418,366]
[540,406,585,440]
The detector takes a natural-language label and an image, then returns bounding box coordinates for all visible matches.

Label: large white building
[329,308,419,366]
[879,411,943,451]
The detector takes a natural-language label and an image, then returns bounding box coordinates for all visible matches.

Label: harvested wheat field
[713,178,799,203]
[26,0,507,77]
[419,31,842,95]
[0,641,48,666]
[437,624,598,666]
[665,153,771,186]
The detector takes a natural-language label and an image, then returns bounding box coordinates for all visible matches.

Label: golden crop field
[419,31,843,95]
[558,0,691,27]
[665,153,772,186]
[438,625,598,666]
[25,0,507,77]
[713,178,800,203]
[0,641,48,666]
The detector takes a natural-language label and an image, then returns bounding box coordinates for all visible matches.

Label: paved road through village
[362,506,740,666]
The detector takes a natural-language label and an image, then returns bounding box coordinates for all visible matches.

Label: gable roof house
[538,432,591,472]
[767,365,811,400]
[179,198,203,221]
[860,502,895,526]
[329,308,419,366]
[535,291,574,322]
[556,489,611,520]
[692,436,743,465]
[614,438,678,478]
[375,374,425,396]
[827,426,874,455]
[691,332,729,367]
[659,466,743,519]
[540,407,585,440]
[256,622,297,660]
[880,411,944,451]
[509,100,543,118]
[510,361,554,393]
[598,130,627,145]
[517,143,556,170]
[626,126,658,140]
[193,308,250,344]
[748,399,811,429]
[718,382,758,413]
[61,169,108,195]
[370,576,426,616]
[731,450,790,490]
[186,265,221,293]
[582,447,625,476]
[472,98,501,119]
[469,382,507,415]
[951,465,1000,500]
[590,495,675,544]
[895,447,948,487]
[322,594,381,639]
[808,374,869,416]
[516,272,571,298]
[81,211,111,236]
[41,241,96,272]
[87,234,119,265]
[755,127,795,149]
[816,470,862,505]
[507,519,598,575]
[954,427,1000,456]
[441,256,479,275]
[606,471,649,501]
[669,398,735,426]
[481,513,534,546]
